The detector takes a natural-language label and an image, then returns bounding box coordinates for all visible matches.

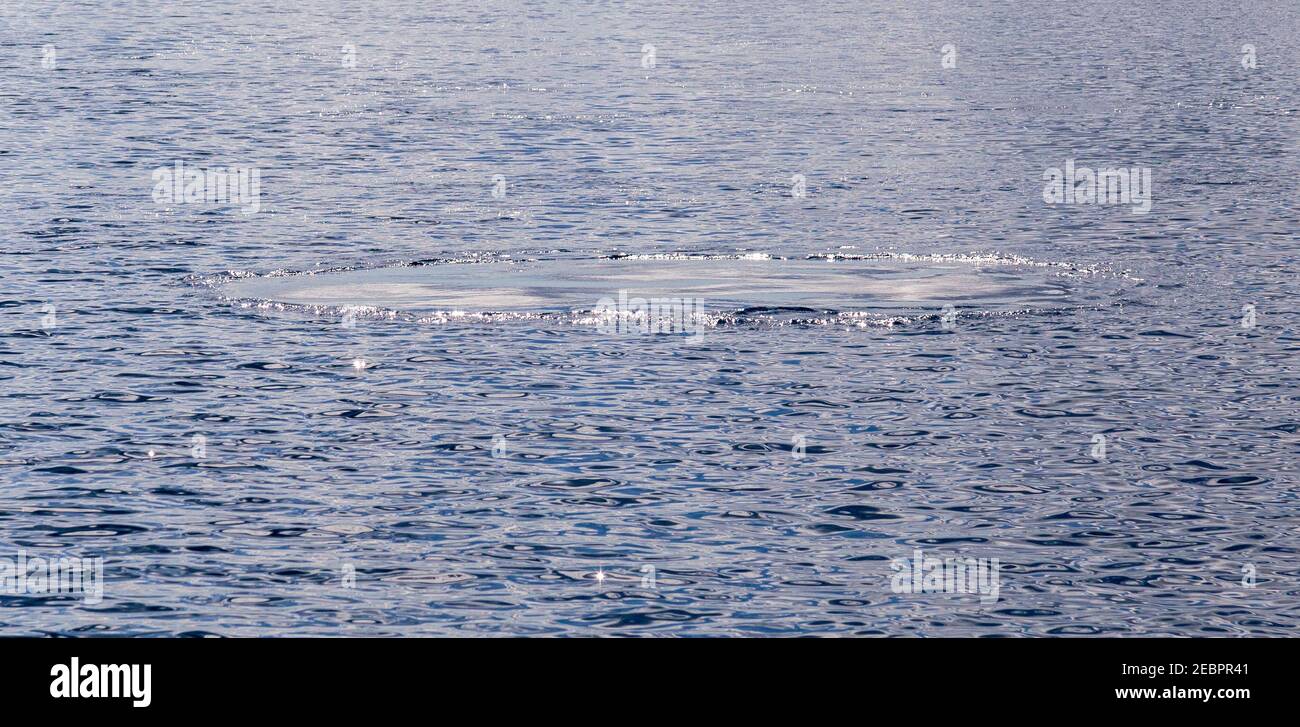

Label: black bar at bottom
[0,637,1282,714]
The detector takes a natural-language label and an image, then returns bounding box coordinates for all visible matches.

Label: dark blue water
[1,1,1296,636]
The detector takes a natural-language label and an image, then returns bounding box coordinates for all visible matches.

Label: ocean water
[1,0,1297,636]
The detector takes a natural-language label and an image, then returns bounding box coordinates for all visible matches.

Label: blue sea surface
[1,1,1297,636]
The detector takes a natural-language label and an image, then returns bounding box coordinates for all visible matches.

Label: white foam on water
[214,252,1139,326]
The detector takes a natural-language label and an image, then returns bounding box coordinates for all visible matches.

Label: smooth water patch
[219,254,1131,317]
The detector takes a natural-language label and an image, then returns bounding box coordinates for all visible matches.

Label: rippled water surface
[2,1,1298,636]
